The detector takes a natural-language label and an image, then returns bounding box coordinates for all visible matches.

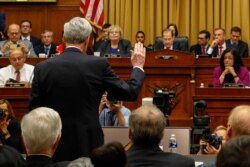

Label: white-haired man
[29,17,146,161]
[21,107,70,167]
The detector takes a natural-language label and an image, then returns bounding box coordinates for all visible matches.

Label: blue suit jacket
[34,43,57,57]
[226,39,249,57]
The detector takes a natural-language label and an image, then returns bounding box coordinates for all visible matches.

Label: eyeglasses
[10,56,24,62]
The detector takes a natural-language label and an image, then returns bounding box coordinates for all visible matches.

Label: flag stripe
[80,0,105,30]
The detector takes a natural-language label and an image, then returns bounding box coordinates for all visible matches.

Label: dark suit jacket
[226,39,249,57]
[29,47,145,161]
[154,40,188,52]
[97,39,132,57]
[26,155,70,167]
[190,44,210,56]
[34,43,57,57]
[126,145,195,167]
[30,36,41,48]
[208,43,230,57]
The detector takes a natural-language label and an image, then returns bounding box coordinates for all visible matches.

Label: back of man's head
[63,17,92,44]
[216,135,250,167]
[21,107,62,154]
[129,104,166,146]
[227,105,250,138]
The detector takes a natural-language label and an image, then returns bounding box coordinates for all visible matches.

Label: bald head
[8,24,21,43]
[9,48,26,71]
[129,104,166,146]
[227,105,250,138]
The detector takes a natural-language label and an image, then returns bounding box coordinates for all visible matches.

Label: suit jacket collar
[26,155,53,166]
[129,144,163,152]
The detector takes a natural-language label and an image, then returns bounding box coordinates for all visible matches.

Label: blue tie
[45,48,49,55]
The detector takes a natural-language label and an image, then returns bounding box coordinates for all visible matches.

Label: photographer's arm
[112,104,125,126]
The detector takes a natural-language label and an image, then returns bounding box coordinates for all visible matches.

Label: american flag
[80,0,105,30]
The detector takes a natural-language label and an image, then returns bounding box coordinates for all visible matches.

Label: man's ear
[226,124,232,141]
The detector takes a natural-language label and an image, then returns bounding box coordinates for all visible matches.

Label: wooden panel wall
[0,0,81,44]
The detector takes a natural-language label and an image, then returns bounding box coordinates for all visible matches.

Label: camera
[0,108,6,118]
[193,100,210,127]
[202,129,222,149]
[153,90,175,116]
[10,44,20,50]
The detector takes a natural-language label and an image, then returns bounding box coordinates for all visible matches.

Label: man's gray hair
[129,104,166,146]
[21,107,62,153]
[67,157,94,167]
[63,17,92,44]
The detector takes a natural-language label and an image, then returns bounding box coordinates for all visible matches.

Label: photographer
[0,99,23,153]
[99,92,131,127]
[197,125,227,155]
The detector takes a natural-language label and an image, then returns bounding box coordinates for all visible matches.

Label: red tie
[15,71,20,81]
[201,46,206,55]
[219,46,223,56]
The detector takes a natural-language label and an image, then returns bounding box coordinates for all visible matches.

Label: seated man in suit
[0,48,34,87]
[226,26,249,58]
[21,107,70,167]
[0,23,36,57]
[34,30,57,57]
[207,28,228,58]
[190,30,211,57]
[20,19,41,48]
[98,92,131,127]
[154,28,188,52]
[126,104,195,167]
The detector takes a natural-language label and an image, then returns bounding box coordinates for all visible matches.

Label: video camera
[153,90,175,116]
[0,108,6,118]
[193,100,210,127]
[202,129,222,149]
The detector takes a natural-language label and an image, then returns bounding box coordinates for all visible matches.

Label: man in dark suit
[190,30,211,57]
[154,28,188,52]
[29,17,146,161]
[20,20,41,48]
[21,107,70,167]
[34,30,57,57]
[126,104,195,167]
[226,26,249,58]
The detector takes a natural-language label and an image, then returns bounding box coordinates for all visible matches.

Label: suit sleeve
[102,59,145,101]
[29,64,43,111]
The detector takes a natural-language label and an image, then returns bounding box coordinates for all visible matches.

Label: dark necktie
[218,46,223,56]
[45,47,49,55]
[15,71,20,81]
[106,111,114,126]
[201,46,206,55]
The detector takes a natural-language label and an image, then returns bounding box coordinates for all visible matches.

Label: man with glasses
[0,48,34,86]
[20,19,41,48]
[0,23,36,57]
[190,30,211,57]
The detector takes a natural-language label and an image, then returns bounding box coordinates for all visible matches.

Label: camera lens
[0,108,6,117]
